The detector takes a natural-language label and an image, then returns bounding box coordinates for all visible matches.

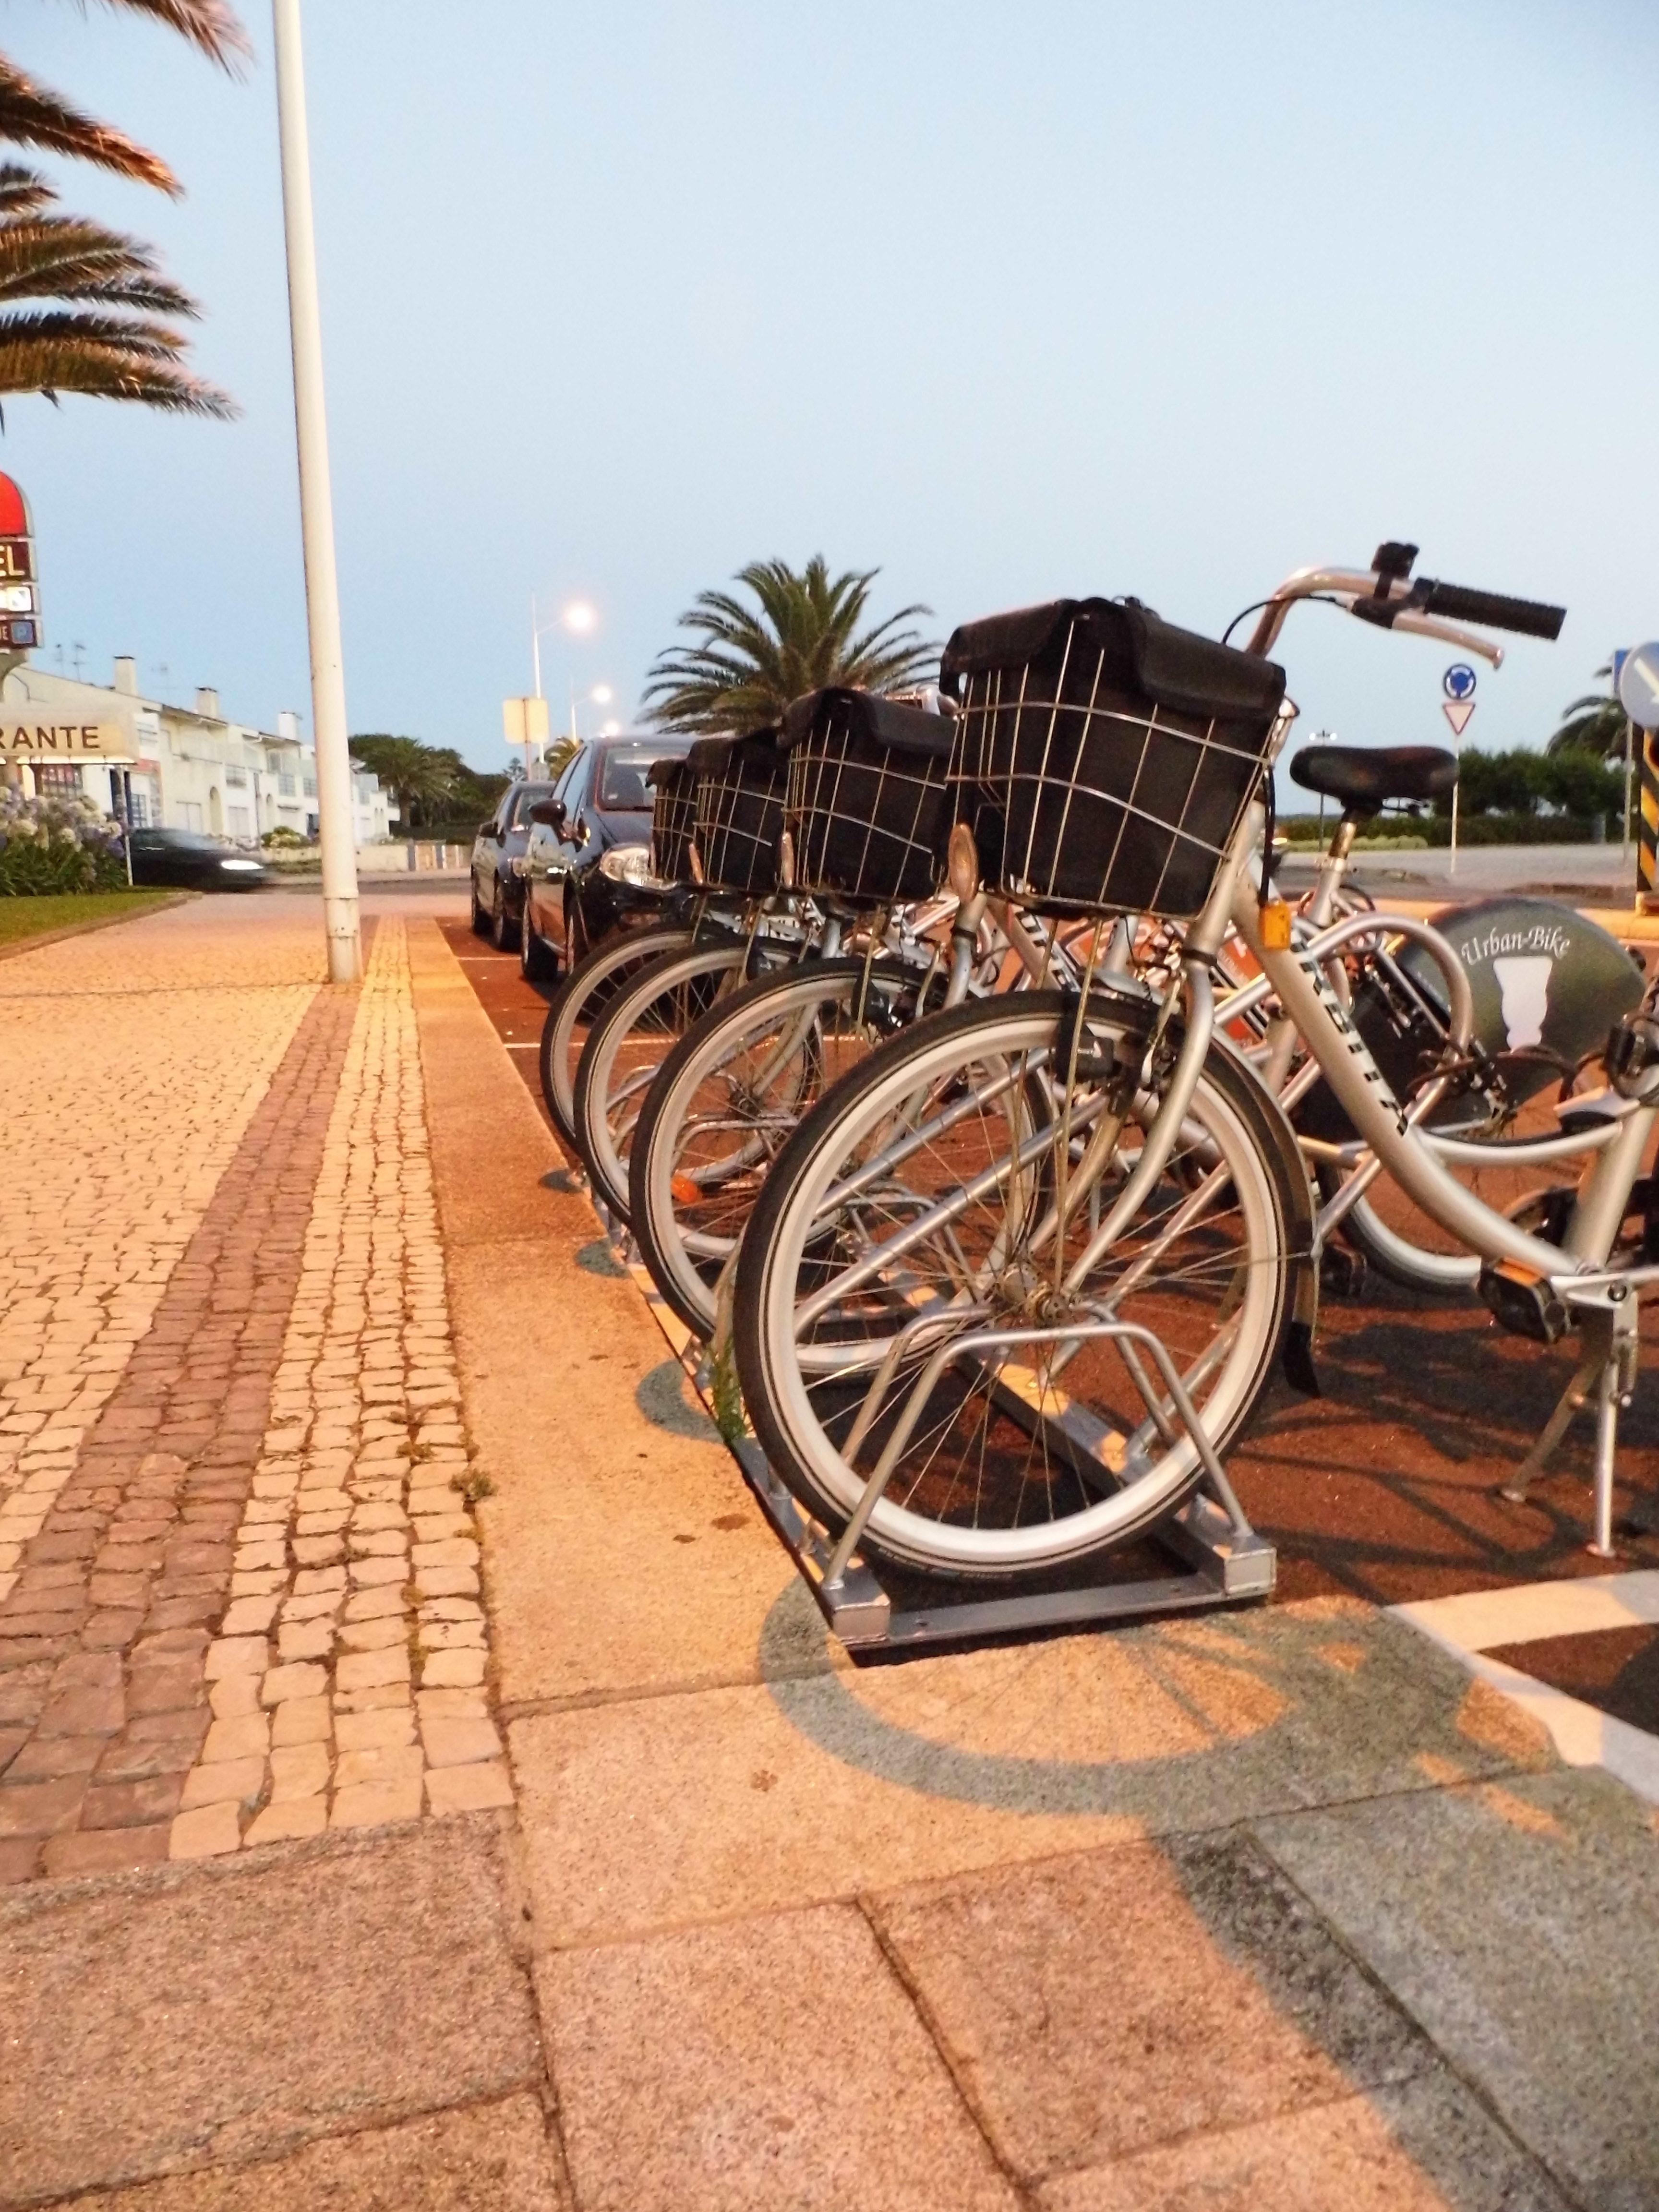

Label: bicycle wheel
[573,935,798,1224]
[629,957,922,1339]
[538,923,694,1148]
[734,990,1301,1579]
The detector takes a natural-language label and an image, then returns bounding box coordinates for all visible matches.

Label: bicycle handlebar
[1411,578,1565,641]
[1247,553,1567,659]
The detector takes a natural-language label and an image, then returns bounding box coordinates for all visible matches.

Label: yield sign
[1443,699,1476,738]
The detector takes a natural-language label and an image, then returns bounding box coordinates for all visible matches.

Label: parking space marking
[1392,1573,1659,1806]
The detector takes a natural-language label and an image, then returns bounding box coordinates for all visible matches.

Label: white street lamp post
[271,0,361,984]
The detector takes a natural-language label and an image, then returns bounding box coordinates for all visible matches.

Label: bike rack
[590,1195,1276,1652]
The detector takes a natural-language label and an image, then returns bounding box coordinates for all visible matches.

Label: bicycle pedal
[1479,1259,1568,1345]
[1319,1246,1367,1298]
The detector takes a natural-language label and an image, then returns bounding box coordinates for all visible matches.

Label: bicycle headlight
[598,842,653,887]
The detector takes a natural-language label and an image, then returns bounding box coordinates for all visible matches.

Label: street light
[567,684,618,742]
[530,595,599,700]
[271,0,361,984]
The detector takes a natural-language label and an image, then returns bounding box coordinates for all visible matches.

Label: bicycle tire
[629,957,918,1339]
[538,924,693,1148]
[734,991,1303,1580]
[572,936,794,1225]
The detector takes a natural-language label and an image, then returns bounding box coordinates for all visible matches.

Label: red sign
[0,476,37,652]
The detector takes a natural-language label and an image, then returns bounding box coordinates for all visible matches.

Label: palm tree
[1547,663,1627,760]
[0,3,247,193]
[0,166,231,414]
[643,557,938,733]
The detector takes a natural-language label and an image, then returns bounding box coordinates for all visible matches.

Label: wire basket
[779,688,953,905]
[687,730,786,895]
[940,598,1287,920]
[648,757,699,886]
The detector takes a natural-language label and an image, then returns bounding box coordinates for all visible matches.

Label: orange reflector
[671,1173,702,1205]
[1258,899,1293,950]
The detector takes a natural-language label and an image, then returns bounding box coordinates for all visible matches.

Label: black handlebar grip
[1417,578,1566,641]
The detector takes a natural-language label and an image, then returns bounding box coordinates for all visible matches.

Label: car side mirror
[528,798,565,830]
[479,818,494,839]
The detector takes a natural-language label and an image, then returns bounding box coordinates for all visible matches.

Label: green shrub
[0,788,127,895]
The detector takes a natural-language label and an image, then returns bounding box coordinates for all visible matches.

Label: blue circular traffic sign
[1618,643,1659,733]
[1443,663,1478,702]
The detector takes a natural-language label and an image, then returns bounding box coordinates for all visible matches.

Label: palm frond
[643,555,937,734]
[0,219,199,312]
[80,0,251,68]
[0,60,177,192]
[0,167,233,415]
[0,315,233,414]
[1545,684,1628,761]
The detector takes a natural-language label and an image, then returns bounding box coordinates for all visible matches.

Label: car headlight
[218,858,263,872]
[597,843,653,887]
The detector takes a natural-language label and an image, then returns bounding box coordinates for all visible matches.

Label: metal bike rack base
[587,1197,1275,1654]
[725,1428,1275,1651]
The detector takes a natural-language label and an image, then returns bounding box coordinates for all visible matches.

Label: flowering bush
[0,785,127,894]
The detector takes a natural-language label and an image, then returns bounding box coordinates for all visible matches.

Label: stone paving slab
[0,1815,542,2207]
[35,2094,569,2212]
[1036,2072,1572,2211]
[869,1830,1429,2184]
[510,1601,1551,1948]
[1251,1766,1659,2212]
[542,1901,1020,2212]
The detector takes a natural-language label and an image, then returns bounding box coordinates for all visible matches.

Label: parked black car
[128,829,269,891]
[470,779,556,950]
[518,733,692,980]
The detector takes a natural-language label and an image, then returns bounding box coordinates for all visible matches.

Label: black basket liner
[939,597,1286,920]
[648,755,698,886]
[779,688,953,904]
[685,729,786,896]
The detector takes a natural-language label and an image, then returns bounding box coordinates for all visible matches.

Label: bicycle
[731,549,1654,1579]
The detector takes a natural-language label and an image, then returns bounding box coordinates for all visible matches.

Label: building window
[278,774,296,797]
[180,802,204,831]
[32,763,82,794]
[226,766,248,789]
[303,778,316,797]
[228,806,252,839]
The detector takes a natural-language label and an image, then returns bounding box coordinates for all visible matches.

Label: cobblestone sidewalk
[0,908,506,1881]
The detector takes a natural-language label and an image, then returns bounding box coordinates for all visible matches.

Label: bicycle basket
[687,729,786,895]
[647,756,698,886]
[940,598,1286,920]
[779,688,953,904]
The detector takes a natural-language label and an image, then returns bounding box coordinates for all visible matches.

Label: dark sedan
[128,829,269,890]
[518,734,691,980]
[469,778,556,950]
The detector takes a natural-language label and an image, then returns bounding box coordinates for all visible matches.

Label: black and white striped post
[1621,646,1659,913]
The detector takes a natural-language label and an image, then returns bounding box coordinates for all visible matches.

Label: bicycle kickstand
[1501,1293,1639,1560]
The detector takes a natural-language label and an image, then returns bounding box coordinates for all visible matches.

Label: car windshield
[135,830,224,851]
[598,744,683,811]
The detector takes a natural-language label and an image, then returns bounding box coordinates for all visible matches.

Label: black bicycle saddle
[1289,744,1458,810]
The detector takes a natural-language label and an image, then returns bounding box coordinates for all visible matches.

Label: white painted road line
[1391,1571,1659,1808]
[1394,1571,1659,1655]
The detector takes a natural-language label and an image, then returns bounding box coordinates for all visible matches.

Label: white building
[0,657,392,846]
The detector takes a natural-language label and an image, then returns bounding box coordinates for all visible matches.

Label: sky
[3,0,1655,772]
